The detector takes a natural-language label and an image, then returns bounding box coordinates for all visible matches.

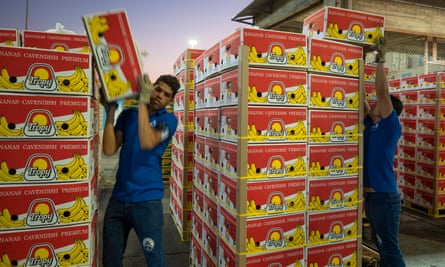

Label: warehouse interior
[97,0,445,266]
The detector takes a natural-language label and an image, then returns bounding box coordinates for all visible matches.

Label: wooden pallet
[403,200,445,218]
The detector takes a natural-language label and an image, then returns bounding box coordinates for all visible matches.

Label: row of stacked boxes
[0,29,99,266]
[171,49,205,241]
[389,72,445,218]
[173,6,386,267]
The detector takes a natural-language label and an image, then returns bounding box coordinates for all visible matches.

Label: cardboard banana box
[307,176,359,211]
[173,48,204,75]
[306,240,359,267]
[308,109,360,144]
[219,105,308,143]
[0,137,98,184]
[308,38,363,77]
[82,9,143,101]
[303,6,385,45]
[220,27,307,71]
[308,143,359,178]
[219,140,308,180]
[306,208,359,245]
[0,93,98,138]
[308,74,359,110]
[218,239,305,267]
[218,204,306,254]
[22,30,90,53]
[0,174,97,230]
[0,214,97,266]
[220,67,308,107]
[0,46,92,95]
[0,28,20,47]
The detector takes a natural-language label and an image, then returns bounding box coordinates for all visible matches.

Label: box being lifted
[303,6,384,45]
[82,9,143,101]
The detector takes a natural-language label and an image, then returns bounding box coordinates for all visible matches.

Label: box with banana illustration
[308,38,362,77]
[306,240,359,267]
[218,238,305,267]
[0,28,20,47]
[219,27,307,70]
[82,9,143,101]
[0,46,92,95]
[308,110,360,144]
[303,6,384,45]
[0,176,97,230]
[219,174,306,216]
[308,74,359,110]
[308,144,359,178]
[204,76,221,108]
[306,207,359,245]
[219,140,308,179]
[0,137,98,184]
[173,48,204,76]
[0,93,98,138]
[220,106,308,143]
[218,204,306,254]
[203,41,221,79]
[307,176,359,211]
[0,213,97,266]
[22,30,90,53]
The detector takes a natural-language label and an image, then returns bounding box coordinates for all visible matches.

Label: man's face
[150,81,173,109]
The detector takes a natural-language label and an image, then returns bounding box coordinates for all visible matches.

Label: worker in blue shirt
[363,38,406,267]
[101,74,180,267]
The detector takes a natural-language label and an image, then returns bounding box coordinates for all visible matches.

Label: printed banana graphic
[287,83,307,104]
[287,46,306,66]
[0,67,24,90]
[286,120,307,141]
[345,155,359,174]
[346,123,359,141]
[86,16,109,45]
[285,225,305,247]
[0,160,23,182]
[0,115,23,137]
[346,58,359,76]
[248,46,267,64]
[57,238,89,266]
[57,66,89,93]
[55,153,88,180]
[0,208,25,228]
[0,253,19,267]
[326,23,346,39]
[310,91,330,107]
[58,196,89,223]
[286,155,306,176]
[103,69,132,97]
[285,191,306,211]
[246,237,264,252]
[365,25,383,44]
[346,91,360,109]
[310,127,330,143]
[309,161,329,177]
[310,55,329,72]
[309,229,323,244]
[248,86,267,103]
[55,110,88,136]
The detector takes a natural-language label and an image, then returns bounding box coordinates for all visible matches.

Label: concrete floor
[98,153,445,267]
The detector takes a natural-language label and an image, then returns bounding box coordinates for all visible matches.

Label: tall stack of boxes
[390,72,445,218]
[171,49,204,241]
[181,6,385,267]
[0,29,99,266]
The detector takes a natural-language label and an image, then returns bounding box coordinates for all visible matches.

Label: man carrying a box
[363,38,406,267]
[101,74,180,267]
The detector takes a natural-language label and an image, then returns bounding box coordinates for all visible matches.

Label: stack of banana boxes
[182,6,384,267]
[171,48,205,241]
[0,29,100,267]
[389,72,445,218]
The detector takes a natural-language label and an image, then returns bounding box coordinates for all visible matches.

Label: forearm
[138,103,157,149]
[102,108,118,155]
[375,62,389,98]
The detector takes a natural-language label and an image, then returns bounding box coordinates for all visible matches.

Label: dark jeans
[364,192,406,267]
[102,198,165,267]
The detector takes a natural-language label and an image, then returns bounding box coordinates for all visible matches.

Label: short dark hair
[390,94,403,116]
[155,74,180,98]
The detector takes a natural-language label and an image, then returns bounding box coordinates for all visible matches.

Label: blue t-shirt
[112,107,177,202]
[363,109,401,192]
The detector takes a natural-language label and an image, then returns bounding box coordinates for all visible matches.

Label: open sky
[0,0,252,79]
